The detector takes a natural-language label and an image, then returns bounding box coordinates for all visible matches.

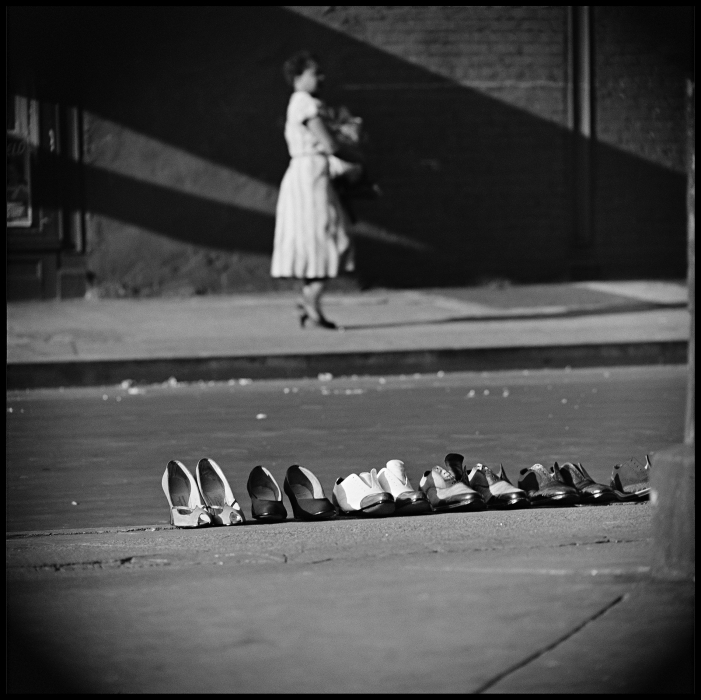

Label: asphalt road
[6,366,693,694]
[7,365,687,532]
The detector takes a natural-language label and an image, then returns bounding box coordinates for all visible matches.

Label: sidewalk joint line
[472,594,627,694]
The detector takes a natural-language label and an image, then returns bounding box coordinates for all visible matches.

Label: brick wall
[8,6,690,295]
[293,5,573,285]
[593,6,690,278]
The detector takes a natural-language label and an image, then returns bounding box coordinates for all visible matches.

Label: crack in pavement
[6,526,172,539]
[471,594,627,693]
[9,551,290,574]
[23,556,172,573]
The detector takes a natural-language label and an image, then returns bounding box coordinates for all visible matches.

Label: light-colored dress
[271,91,353,279]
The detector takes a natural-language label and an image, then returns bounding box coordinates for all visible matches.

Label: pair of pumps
[162,459,335,528]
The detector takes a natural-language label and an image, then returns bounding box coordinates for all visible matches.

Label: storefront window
[7,95,36,228]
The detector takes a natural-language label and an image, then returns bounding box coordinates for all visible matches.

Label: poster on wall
[7,131,32,227]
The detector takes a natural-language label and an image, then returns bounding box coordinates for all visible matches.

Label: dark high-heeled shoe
[283,464,337,520]
[297,302,339,330]
[247,466,287,522]
[296,303,309,328]
[307,315,338,330]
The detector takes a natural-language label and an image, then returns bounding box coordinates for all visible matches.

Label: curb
[6,341,688,389]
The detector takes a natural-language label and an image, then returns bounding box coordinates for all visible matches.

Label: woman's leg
[298,278,338,328]
[302,278,326,321]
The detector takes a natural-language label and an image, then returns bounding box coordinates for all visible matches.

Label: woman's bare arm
[306,116,338,154]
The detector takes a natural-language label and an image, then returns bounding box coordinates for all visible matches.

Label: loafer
[332,469,395,517]
[283,464,337,520]
[610,455,651,501]
[466,463,531,509]
[419,465,485,512]
[557,462,618,504]
[517,463,581,506]
[377,460,431,515]
[162,460,213,528]
[247,466,287,522]
[196,457,246,525]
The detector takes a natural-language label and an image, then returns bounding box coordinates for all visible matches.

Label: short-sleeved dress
[271,91,353,280]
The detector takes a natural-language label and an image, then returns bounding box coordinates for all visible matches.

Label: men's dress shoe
[162,460,213,528]
[610,455,651,501]
[467,463,531,509]
[517,463,581,506]
[283,465,337,520]
[419,465,485,512]
[557,462,618,504]
[196,458,246,525]
[444,453,467,481]
[332,469,395,517]
[247,466,287,522]
[377,460,431,515]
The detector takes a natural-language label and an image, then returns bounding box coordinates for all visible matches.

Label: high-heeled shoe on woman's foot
[162,460,213,528]
[247,466,288,522]
[196,458,246,525]
[296,302,309,328]
[284,464,337,520]
[309,315,339,330]
[296,303,339,330]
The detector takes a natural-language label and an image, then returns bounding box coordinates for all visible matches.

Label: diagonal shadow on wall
[8,6,688,288]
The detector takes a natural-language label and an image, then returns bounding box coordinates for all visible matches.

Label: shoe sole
[580,491,619,505]
[358,501,396,517]
[290,509,337,521]
[252,514,287,522]
[613,488,650,502]
[432,497,486,513]
[337,501,396,518]
[530,494,580,507]
[395,499,433,516]
[486,496,531,509]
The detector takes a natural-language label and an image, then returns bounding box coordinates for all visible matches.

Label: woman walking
[271,51,355,329]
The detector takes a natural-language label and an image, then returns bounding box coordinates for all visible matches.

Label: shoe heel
[296,303,309,328]
[283,480,306,520]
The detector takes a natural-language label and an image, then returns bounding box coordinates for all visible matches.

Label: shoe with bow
[162,460,213,528]
[196,458,246,525]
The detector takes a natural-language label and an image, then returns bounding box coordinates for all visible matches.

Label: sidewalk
[7,280,690,388]
[7,506,694,693]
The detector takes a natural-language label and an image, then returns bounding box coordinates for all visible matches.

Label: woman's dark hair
[283,50,319,86]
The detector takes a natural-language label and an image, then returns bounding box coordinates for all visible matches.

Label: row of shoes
[162,454,651,528]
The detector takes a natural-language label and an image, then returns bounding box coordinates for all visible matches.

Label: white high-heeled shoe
[162,460,213,528]
[196,458,246,525]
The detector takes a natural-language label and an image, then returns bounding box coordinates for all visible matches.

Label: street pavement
[6,365,694,693]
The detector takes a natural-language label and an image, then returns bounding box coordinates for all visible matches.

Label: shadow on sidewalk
[340,301,687,331]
